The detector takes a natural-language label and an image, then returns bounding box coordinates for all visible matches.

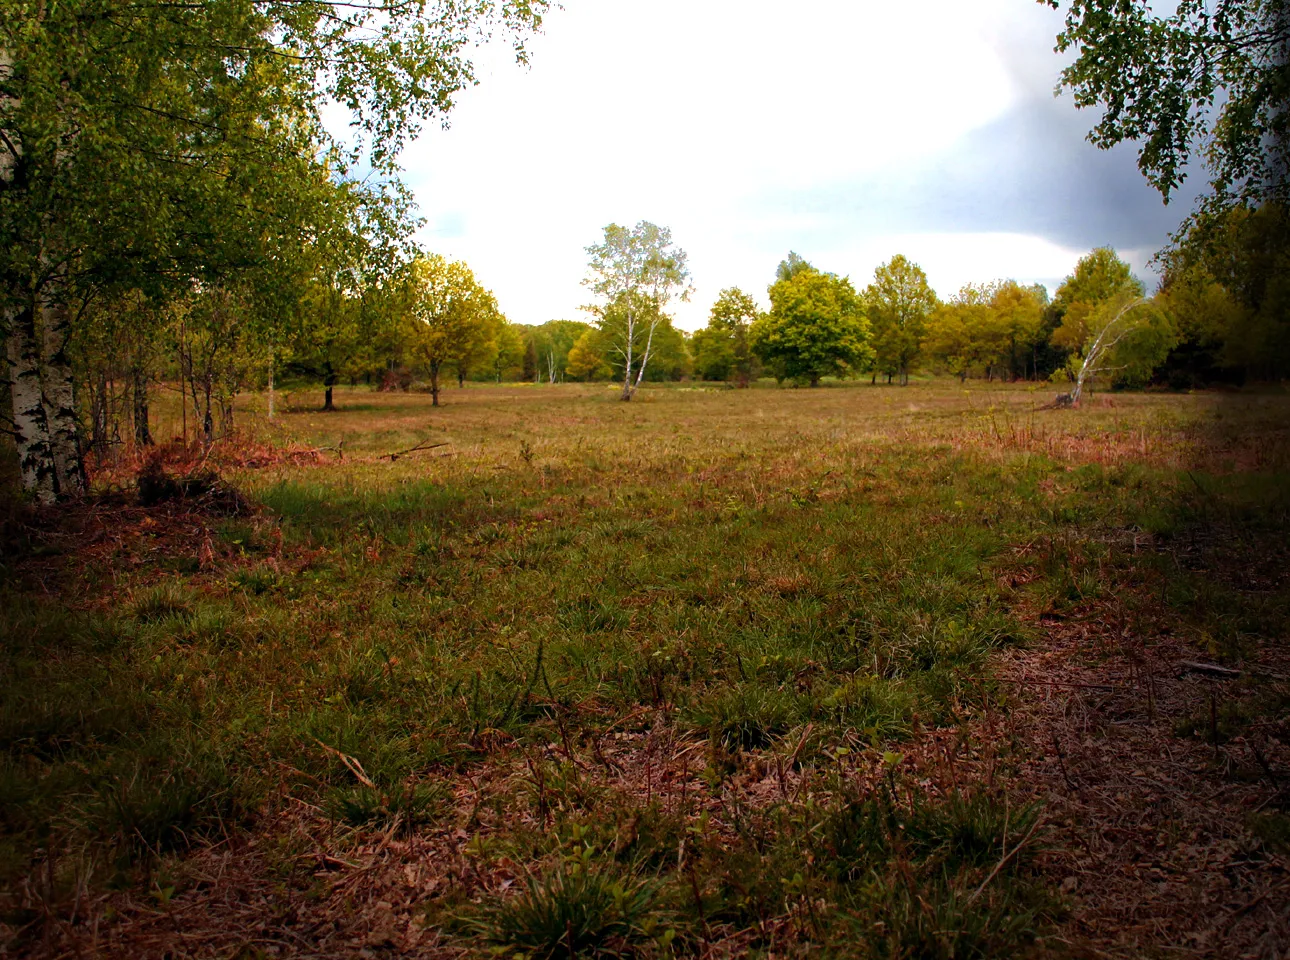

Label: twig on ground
[314,739,376,789]
[384,440,450,461]
[1179,660,1242,679]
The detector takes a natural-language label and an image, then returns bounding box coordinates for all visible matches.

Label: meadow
[2,380,1288,958]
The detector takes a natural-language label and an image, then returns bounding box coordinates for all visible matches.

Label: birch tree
[583,222,690,401]
[1065,295,1178,403]
[1,0,547,502]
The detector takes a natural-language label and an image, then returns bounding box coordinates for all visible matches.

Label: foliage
[1052,248,1147,355]
[525,319,595,383]
[864,255,939,384]
[564,329,614,381]
[399,254,503,406]
[1045,0,1289,214]
[583,221,690,400]
[594,293,690,383]
[0,0,547,500]
[1157,203,1290,383]
[693,287,761,384]
[925,281,1048,382]
[752,265,873,386]
[776,251,816,281]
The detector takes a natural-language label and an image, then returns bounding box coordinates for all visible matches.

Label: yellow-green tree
[923,287,994,381]
[752,266,873,387]
[990,281,1048,380]
[565,329,613,381]
[864,255,939,385]
[401,254,500,406]
[692,287,761,384]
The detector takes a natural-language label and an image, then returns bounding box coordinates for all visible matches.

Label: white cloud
[396,0,1173,330]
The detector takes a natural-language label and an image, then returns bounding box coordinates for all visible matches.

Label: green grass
[2,379,1287,954]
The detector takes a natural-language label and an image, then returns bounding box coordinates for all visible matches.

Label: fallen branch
[1178,660,1289,682]
[314,738,376,788]
[1178,660,1241,678]
[384,439,450,461]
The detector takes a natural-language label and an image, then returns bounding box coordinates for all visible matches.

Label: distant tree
[865,255,939,385]
[690,326,734,381]
[522,338,539,382]
[692,287,761,384]
[1157,203,1290,382]
[584,221,691,400]
[923,287,994,381]
[990,281,1048,380]
[401,254,499,407]
[491,322,527,382]
[775,251,815,282]
[594,292,690,383]
[752,267,873,386]
[1051,248,1146,356]
[528,319,594,383]
[565,329,613,381]
[1066,295,1178,403]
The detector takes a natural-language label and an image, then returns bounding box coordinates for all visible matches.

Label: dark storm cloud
[776,91,1203,254]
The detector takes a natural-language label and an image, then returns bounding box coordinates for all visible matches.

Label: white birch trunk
[267,362,275,421]
[41,296,84,496]
[1071,297,1146,405]
[634,310,662,390]
[620,298,635,401]
[5,305,56,502]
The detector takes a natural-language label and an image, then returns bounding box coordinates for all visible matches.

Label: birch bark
[40,295,86,496]
[5,306,56,502]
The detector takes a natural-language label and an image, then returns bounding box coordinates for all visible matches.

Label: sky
[400,0,1200,331]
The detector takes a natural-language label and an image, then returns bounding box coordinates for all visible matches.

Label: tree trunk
[620,302,635,401]
[458,368,464,388]
[430,361,440,407]
[267,363,275,422]
[322,364,336,412]
[202,377,214,445]
[90,370,108,457]
[5,306,56,502]
[40,296,85,497]
[132,362,152,446]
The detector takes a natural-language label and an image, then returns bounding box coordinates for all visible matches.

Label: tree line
[509,220,1285,397]
[3,0,1284,503]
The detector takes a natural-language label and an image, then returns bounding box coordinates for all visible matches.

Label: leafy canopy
[864,255,939,380]
[1044,0,1288,213]
[752,266,873,386]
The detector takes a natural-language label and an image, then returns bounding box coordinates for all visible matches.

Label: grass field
[2,380,1288,958]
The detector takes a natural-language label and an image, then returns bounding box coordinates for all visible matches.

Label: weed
[324,782,446,834]
[98,753,244,859]
[130,584,191,623]
[466,862,664,958]
[687,685,800,750]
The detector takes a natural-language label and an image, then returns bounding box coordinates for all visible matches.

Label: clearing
[2,381,1287,959]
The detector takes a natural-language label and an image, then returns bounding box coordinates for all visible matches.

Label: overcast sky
[400,0,1199,330]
